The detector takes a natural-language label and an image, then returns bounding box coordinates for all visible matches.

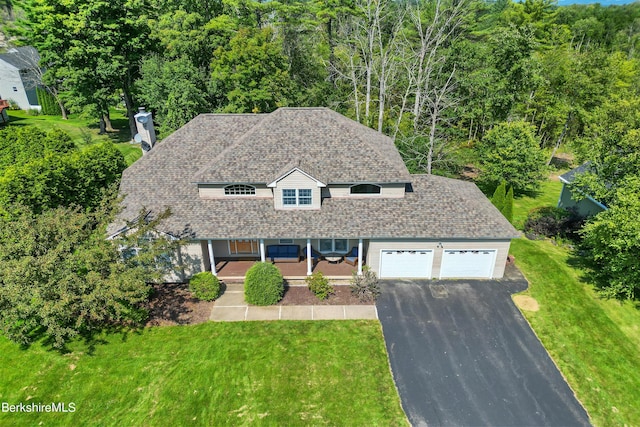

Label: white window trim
[317,238,349,254]
[224,184,256,196]
[282,188,312,207]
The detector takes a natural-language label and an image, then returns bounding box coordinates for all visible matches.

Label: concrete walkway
[210,283,378,321]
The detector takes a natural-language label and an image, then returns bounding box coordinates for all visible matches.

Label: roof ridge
[190,112,271,181]
[327,110,410,179]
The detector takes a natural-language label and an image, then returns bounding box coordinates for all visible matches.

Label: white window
[282,189,312,207]
[318,239,348,253]
[224,184,256,196]
[298,189,312,205]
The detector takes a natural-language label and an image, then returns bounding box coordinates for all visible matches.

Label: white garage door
[379,250,433,278]
[440,250,496,279]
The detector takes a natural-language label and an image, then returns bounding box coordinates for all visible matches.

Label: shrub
[189,271,221,301]
[36,87,62,116]
[524,206,582,240]
[7,99,20,110]
[305,272,334,300]
[244,262,284,306]
[350,267,380,302]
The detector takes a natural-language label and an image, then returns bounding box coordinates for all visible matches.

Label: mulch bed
[278,284,371,306]
[146,282,371,326]
[146,283,214,326]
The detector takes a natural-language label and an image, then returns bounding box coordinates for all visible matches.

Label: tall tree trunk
[349,54,360,122]
[122,88,137,140]
[547,112,571,166]
[427,107,438,174]
[50,87,67,120]
[327,18,337,86]
[103,111,115,132]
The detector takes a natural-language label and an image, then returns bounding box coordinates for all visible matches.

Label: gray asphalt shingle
[115,108,519,240]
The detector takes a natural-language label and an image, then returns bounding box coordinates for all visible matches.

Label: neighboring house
[557,163,608,218]
[113,107,519,281]
[0,46,41,111]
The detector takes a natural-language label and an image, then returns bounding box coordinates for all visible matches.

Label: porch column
[207,239,217,276]
[306,239,312,276]
[259,239,266,262]
[357,238,363,276]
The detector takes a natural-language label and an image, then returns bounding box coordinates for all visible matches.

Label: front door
[230,240,259,254]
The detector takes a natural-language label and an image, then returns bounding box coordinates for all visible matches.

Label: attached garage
[379,249,433,278]
[440,249,497,279]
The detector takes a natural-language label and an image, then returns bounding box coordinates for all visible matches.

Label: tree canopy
[581,177,640,300]
[476,121,547,194]
[0,201,181,349]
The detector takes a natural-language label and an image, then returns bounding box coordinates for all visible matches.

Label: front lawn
[0,321,407,426]
[509,174,640,426]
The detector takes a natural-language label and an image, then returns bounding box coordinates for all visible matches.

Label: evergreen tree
[491,180,507,212]
[504,185,514,223]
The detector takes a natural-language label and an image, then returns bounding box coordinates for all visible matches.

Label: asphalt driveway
[377,278,591,427]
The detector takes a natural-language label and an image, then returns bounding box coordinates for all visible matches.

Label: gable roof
[559,162,608,210]
[0,47,39,70]
[191,108,411,184]
[559,162,592,185]
[267,167,326,188]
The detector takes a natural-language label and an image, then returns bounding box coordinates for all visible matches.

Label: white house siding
[198,185,272,199]
[0,63,26,108]
[368,239,512,279]
[324,183,405,198]
[165,240,206,282]
[380,184,405,198]
[0,62,39,111]
[273,170,321,210]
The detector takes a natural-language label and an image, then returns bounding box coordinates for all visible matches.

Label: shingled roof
[115,108,519,240]
[0,47,39,70]
[192,108,411,184]
[559,162,592,184]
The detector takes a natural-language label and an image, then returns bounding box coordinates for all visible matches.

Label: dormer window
[283,189,312,206]
[224,184,256,196]
[350,184,381,194]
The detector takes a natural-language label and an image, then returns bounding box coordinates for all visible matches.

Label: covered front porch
[214,258,359,280]
[205,238,366,280]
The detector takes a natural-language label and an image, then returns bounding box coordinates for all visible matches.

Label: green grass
[512,178,564,229]
[4,109,142,166]
[0,321,407,427]
[509,173,640,426]
[511,239,640,427]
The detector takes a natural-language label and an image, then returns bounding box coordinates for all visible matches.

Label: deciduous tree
[581,177,640,300]
[0,200,181,348]
[210,27,292,113]
[476,120,547,194]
